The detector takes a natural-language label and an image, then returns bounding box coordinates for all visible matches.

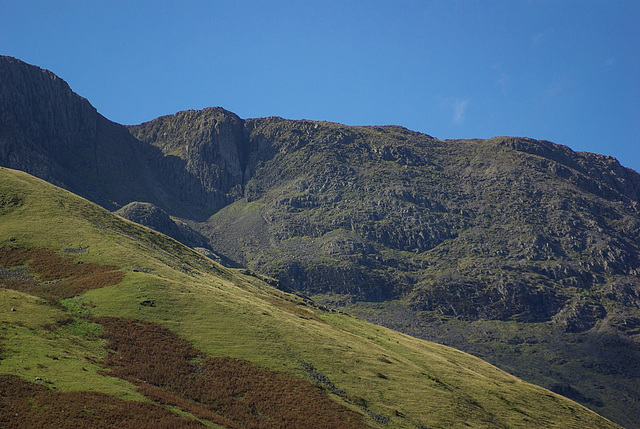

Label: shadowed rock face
[127,108,249,216]
[2,55,640,427]
[0,56,248,218]
[0,56,97,188]
[115,201,209,249]
[0,56,161,210]
[116,202,179,235]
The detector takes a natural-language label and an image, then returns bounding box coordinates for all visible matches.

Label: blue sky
[2,1,639,171]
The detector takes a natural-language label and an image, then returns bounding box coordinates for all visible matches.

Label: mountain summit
[1,55,639,427]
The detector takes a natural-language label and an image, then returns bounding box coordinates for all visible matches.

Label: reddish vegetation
[1,247,371,427]
[0,247,123,299]
[0,374,205,428]
[136,383,240,428]
[97,317,372,429]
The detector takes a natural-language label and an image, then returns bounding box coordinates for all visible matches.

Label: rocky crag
[1,55,639,427]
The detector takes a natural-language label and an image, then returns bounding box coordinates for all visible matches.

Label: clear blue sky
[2,1,639,171]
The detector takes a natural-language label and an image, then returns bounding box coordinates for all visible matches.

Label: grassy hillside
[0,166,619,428]
[3,57,637,426]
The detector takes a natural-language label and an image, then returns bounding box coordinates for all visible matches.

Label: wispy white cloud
[492,64,509,96]
[543,81,563,98]
[532,29,552,45]
[497,72,509,96]
[437,96,470,125]
[452,98,469,124]
[532,32,545,45]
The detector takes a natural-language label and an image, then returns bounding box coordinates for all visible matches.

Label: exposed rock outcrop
[115,201,209,249]
[127,108,249,215]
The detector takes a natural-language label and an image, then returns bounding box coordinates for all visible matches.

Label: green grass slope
[0,167,619,428]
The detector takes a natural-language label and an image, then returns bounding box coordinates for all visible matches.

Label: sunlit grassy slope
[0,167,619,428]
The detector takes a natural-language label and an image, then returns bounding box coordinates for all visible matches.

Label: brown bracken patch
[0,374,205,428]
[0,247,123,300]
[97,317,372,429]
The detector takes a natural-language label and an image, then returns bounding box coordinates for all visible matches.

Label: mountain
[0,56,244,220]
[1,55,639,427]
[134,114,640,427]
[1,166,620,428]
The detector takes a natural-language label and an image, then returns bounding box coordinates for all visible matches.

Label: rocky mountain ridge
[1,55,640,427]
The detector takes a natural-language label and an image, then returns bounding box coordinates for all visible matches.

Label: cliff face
[0,56,98,187]
[0,56,154,209]
[2,56,640,427]
[127,108,249,216]
[0,56,242,216]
